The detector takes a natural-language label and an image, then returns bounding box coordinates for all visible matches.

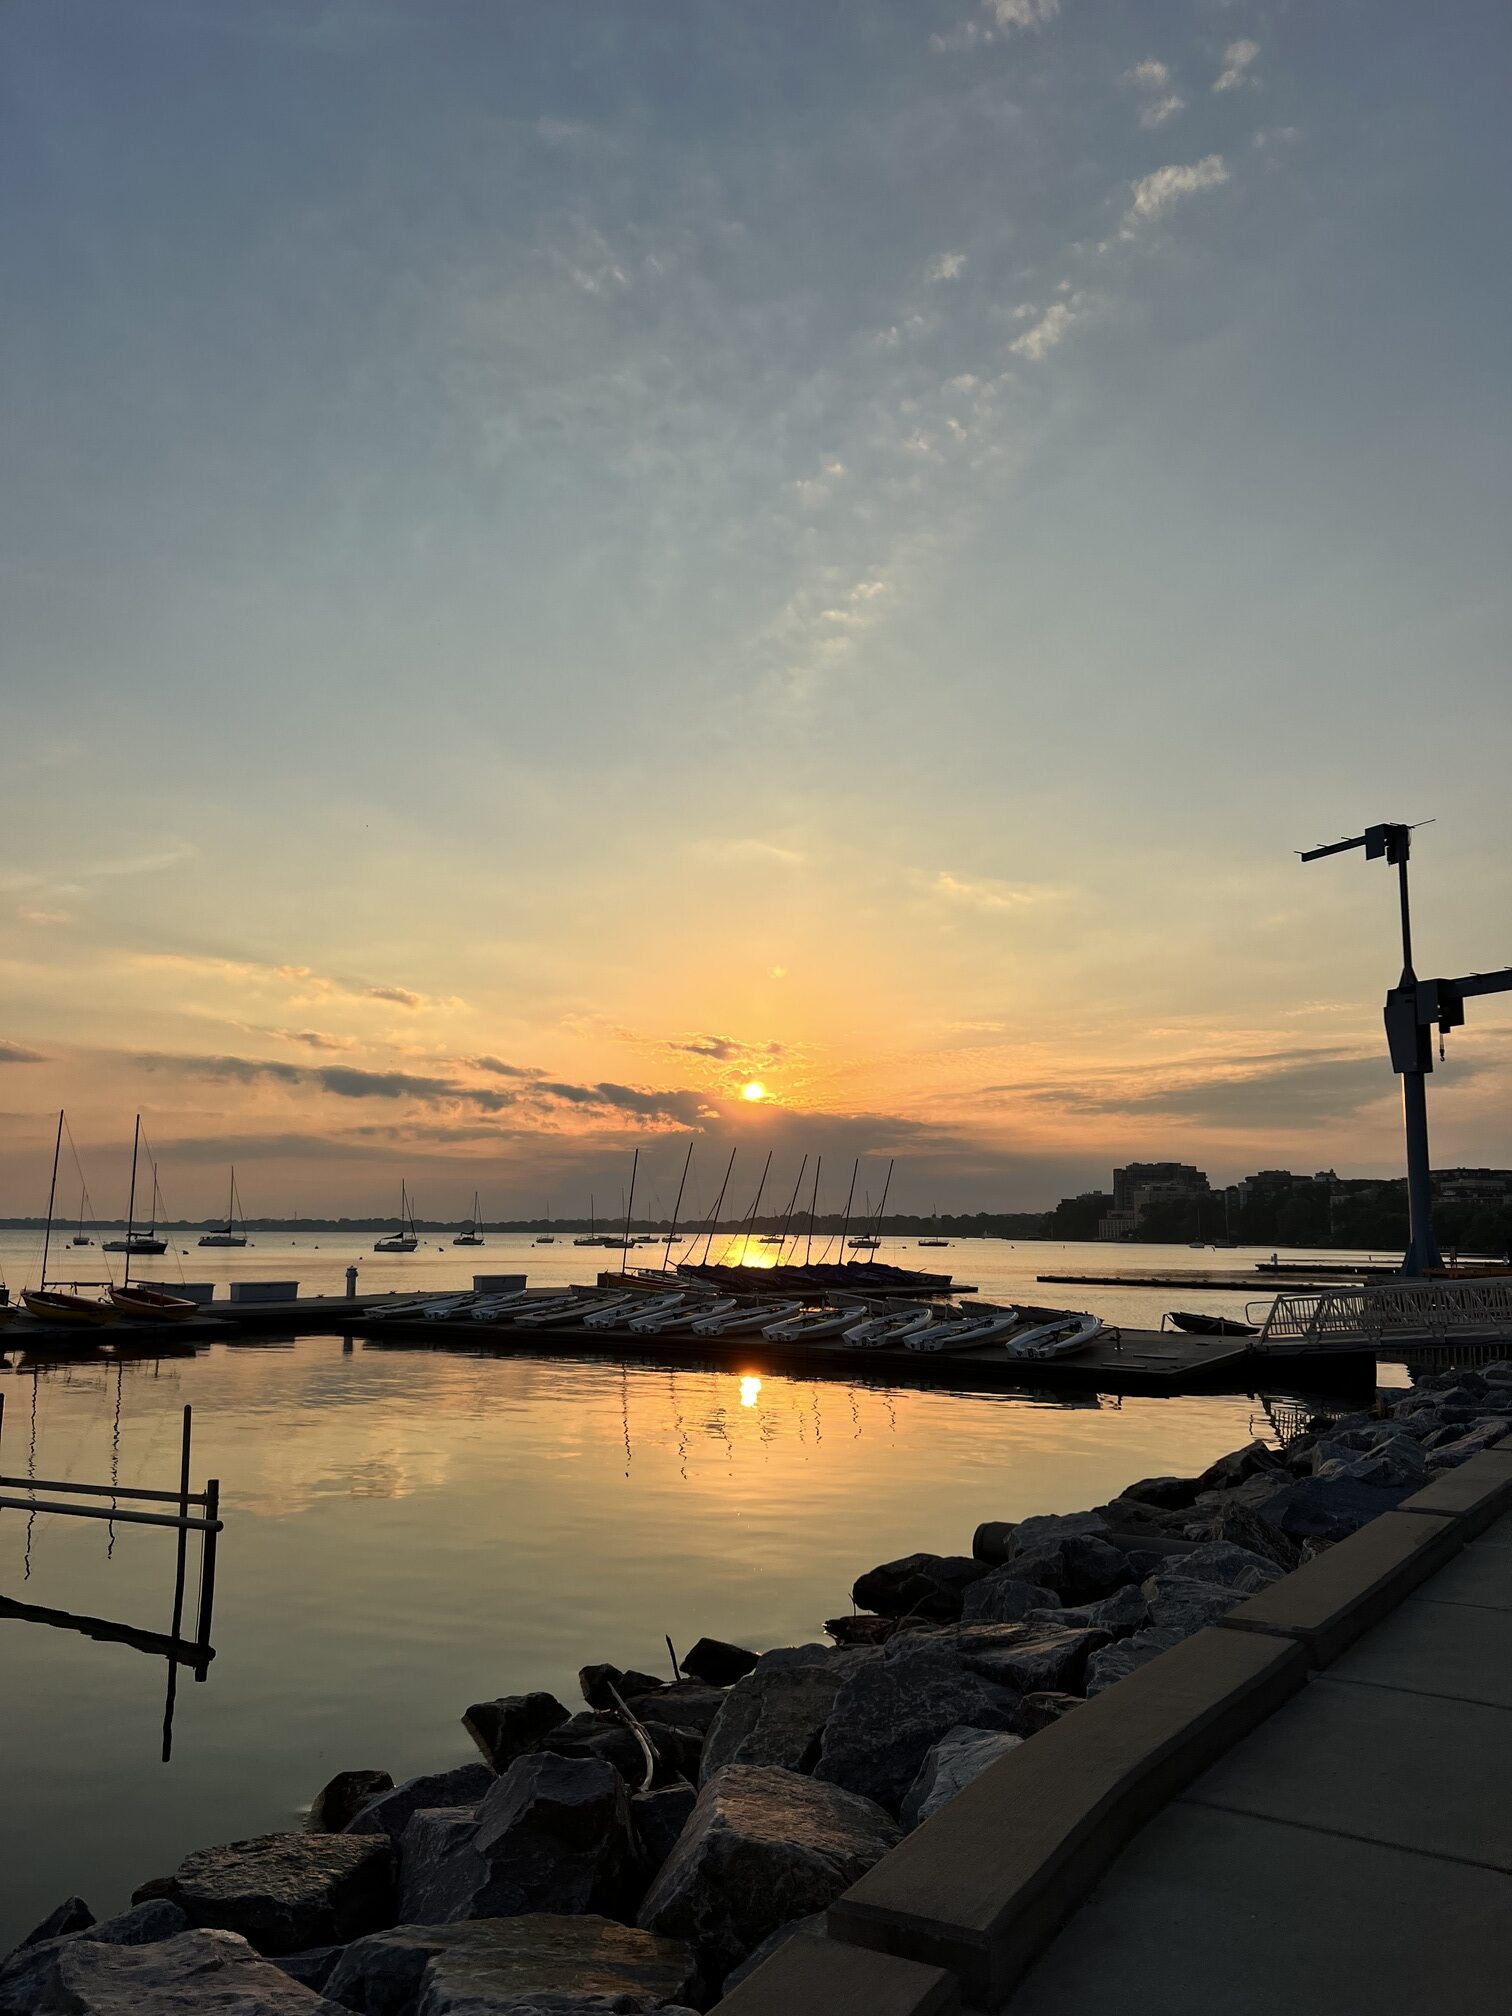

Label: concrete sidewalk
[1005,1510,1512,2016]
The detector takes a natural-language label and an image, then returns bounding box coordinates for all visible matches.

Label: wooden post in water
[195,1478,220,1682]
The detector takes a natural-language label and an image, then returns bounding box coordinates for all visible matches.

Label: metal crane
[1300,821,1512,1276]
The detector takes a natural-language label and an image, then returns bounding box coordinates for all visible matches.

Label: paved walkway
[1004,1511,1512,2016]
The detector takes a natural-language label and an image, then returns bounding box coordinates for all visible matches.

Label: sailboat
[23,1112,118,1324]
[199,1166,249,1247]
[534,1200,556,1246]
[375,1182,420,1253]
[572,1195,603,1247]
[70,1184,93,1245]
[103,1140,167,1256]
[454,1191,485,1247]
[107,1117,196,1319]
[919,1206,949,1249]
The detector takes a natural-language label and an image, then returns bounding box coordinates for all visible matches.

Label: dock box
[473,1274,527,1293]
[135,1281,216,1306]
[227,1280,300,1304]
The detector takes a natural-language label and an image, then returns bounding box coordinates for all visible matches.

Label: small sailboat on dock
[454,1192,485,1247]
[106,1116,196,1320]
[199,1167,249,1247]
[23,1112,119,1325]
[375,1182,420,1253]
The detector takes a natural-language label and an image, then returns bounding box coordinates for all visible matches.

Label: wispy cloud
[1213,39,1260,93]
[915,869,1057,913]
[0,1039,46,1064]
[932,0,1059,53]
[1125,155,1229,229]
[1010,299,1078,361]
[129,950,459,1014]
[925,250,967,282]
[698,837,807,869]
[1122,59,1186,130]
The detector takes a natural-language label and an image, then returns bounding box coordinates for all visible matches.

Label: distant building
[1434,1168,1512,1204]
[1100,1162,1209,1240]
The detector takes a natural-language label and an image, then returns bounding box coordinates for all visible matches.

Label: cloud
[925,251,967,282]
[17,907,71,926]
[1122,59,1186,129]
[916,870,1055,912]
[364,985,424,1008]
[931,0,1059,52]
[471,1055,537,1078]
[1125,155,1229,227]
[1009,300,1077,360]
[129,950,456,1013]
[0,1040,46,1064]
[699,837,806,868]
[1214,39,1260,92]
[1028,1049,1418,1130]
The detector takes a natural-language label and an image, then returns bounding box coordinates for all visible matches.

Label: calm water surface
[0,1237,1366,1944]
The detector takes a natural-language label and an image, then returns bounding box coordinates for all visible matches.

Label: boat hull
[22,1290,118,1326]
[102,1238,167,1256]
[107,1286,198,1322]
[198,1234,247,1248]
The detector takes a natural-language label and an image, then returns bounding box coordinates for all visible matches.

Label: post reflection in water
[2,1333,1282,1951]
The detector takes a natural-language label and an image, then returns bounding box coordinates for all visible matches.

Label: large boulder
[1084,1628,1185,1695]
[1180,1498,1303,1571]
[637,1765,898,1985]
[698,1663,844,1784]
[1013,1692,1082,1735]
[310,1769,393,1834]
[1008,1510,1111,1554]
[955,1622,1110,1695]
[621,1683,729,1735]
[1427,1420,1507,1469]
[1242,1475,1412,1542]
[1313,1443,1427,1491]
[852,1552,988,1621]
[631,1785,697,1875]
[579,1664,666,1711]
[398,1810,485,1923]
[1115,1475,1202,1511]
[0,1926,344,2014]
[1197,1440,1286,1491]
[1140,1576,1251,1637]
[1002,1534,1133,1603]
[395,1753,635,1925]
[9,1897,94,1951]
[679,1638,758,1686]
[325,1915,699,2016]
[812,1634,1018,1812]
[1154,1542,1284,1592]
[138,1832,395,1955]
[900,1727,1022,1830]
[539,1713,650,1787]
[347,1765,495,1846]
[463,1693,571,1772]
[0,1904,191,2011]
[1028,1583,1149,1638]
[960,1571,1059,1625]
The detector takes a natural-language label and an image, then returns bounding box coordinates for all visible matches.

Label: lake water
[0,1237,1376,1947]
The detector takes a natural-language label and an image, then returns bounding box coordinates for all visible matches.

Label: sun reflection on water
[739,1375,762,1408]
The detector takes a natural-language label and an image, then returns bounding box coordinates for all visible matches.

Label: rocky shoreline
[5,1360,1509,2016]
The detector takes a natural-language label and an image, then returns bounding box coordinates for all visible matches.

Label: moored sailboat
[199,1166,250,1247]
[454,1191,485,1247]
[375,1182,420,1253]
[106,1115,195,1319]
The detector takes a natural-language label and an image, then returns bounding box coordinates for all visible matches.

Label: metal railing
[1255,1278,1512,1351]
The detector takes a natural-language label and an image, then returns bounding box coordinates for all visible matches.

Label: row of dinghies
[366,1274,1103,1361]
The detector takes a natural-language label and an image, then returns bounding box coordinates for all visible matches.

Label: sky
[2,0,1510,1224]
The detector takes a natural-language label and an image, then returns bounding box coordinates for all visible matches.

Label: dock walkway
[723,1442,1512,2015]
[999,1501,1512,2016]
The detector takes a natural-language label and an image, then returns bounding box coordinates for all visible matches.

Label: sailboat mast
[620,1149,639,1274]
[805,1155,821,1268]
[738,1150,773,1261]
[663,1139,694,1274]
[873,1158,895,1242]
[838,1158,859,1264]
[40,1109,63,1288]
[124,1115,141,1289]
[700,1147,738,1265]
[774,1154,807,1265]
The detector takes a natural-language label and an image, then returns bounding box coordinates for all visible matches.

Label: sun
[740,1080,768,1103]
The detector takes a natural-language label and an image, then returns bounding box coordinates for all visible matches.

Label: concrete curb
[712,1932,960,2015]
[825,1627,1305,2011]
[1215,1509,1463,1668]
[1395,1446,1512,1535]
